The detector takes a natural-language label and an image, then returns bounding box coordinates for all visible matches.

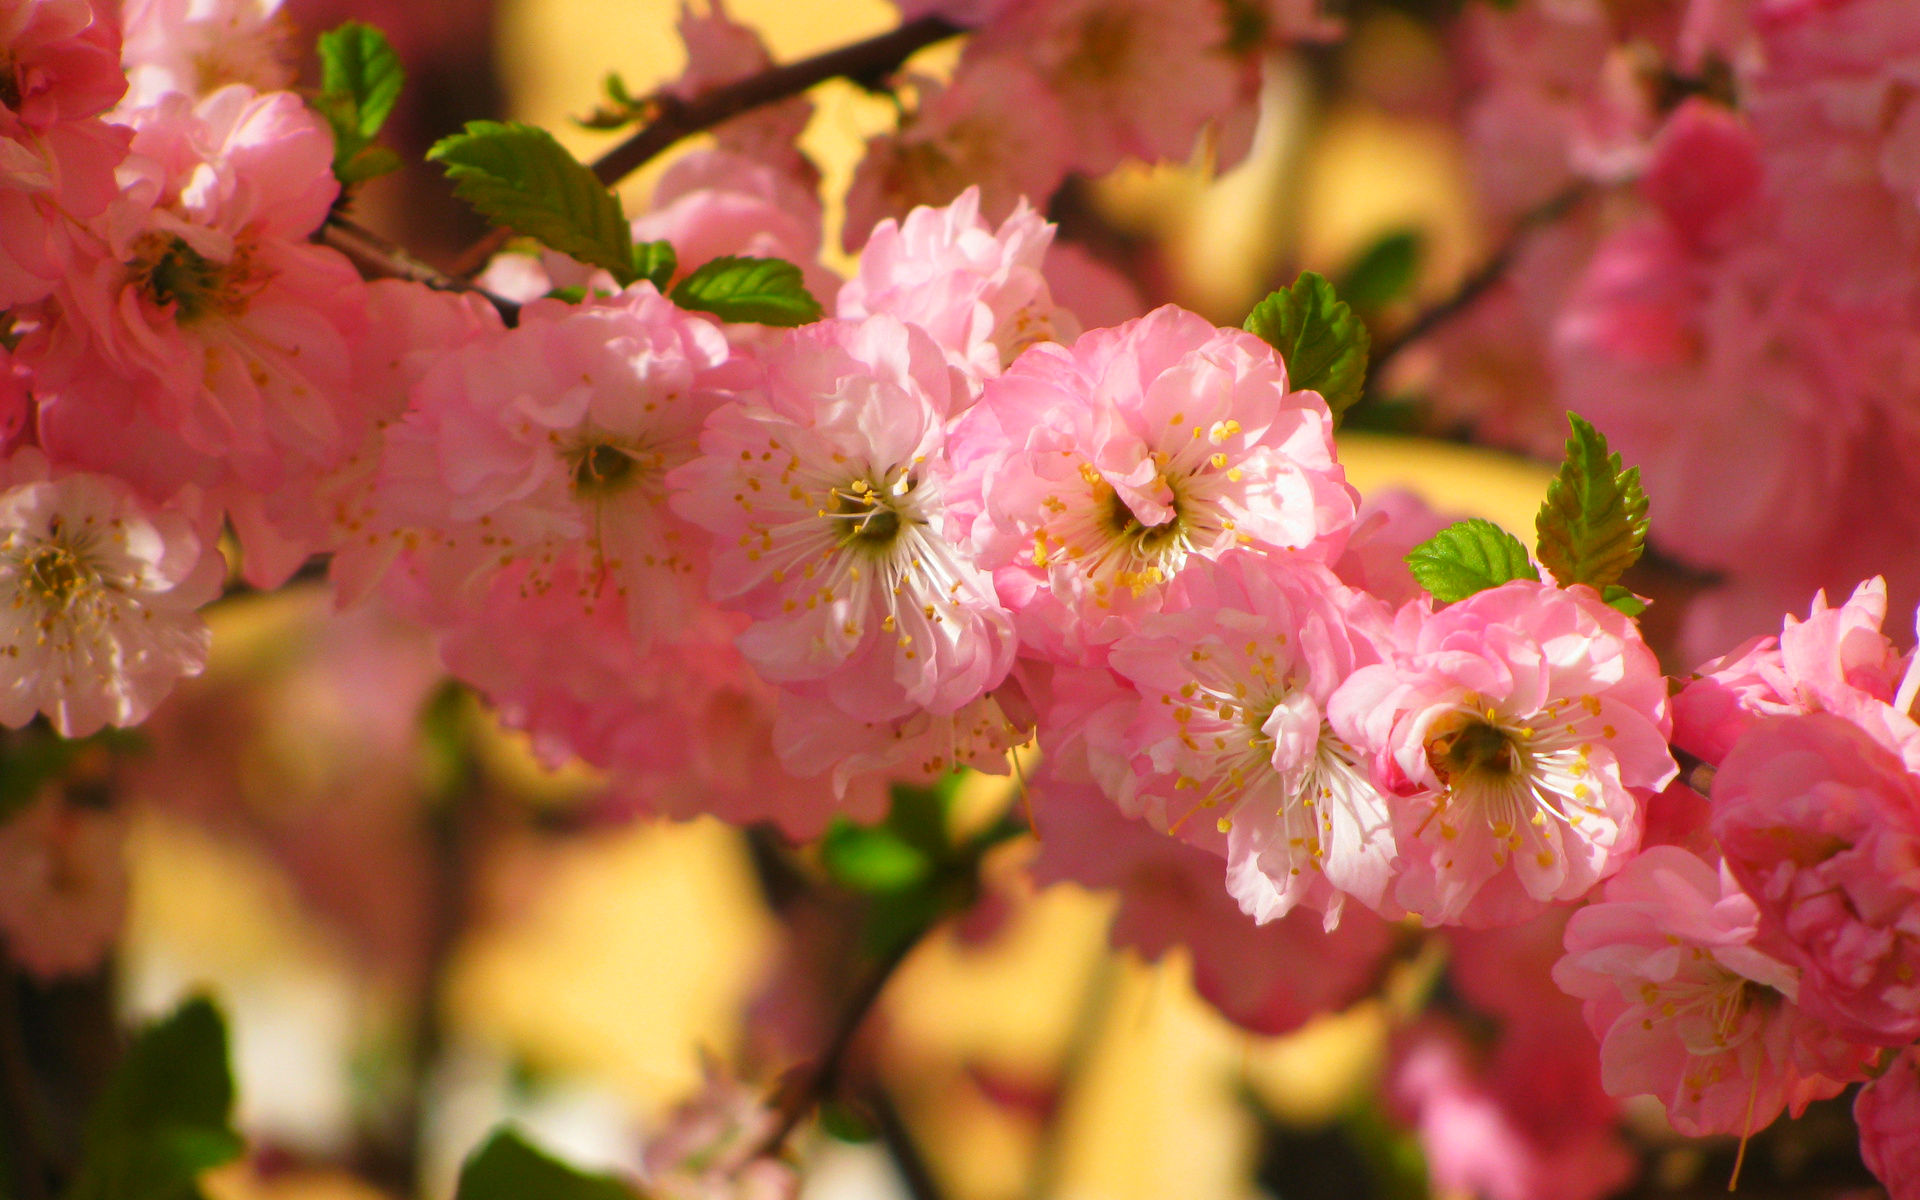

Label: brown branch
[446,15,965,278]
[1368,183,1592,381]
[321,216,521,325]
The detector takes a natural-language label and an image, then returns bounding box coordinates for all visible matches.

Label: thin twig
[446,15,964,277]
[321,216,521,324]
[868,1086,946,1200]
[1368,183,1591,380]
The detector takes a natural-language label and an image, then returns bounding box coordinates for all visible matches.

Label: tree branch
[322,216,521,325]
[446,15,965,277]
[1368,183,1591,380]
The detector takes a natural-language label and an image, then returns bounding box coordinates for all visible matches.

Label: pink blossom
[1031,770,1396,1036]
[1387,1016,1634,1200]
[1332,580,1675,927]
[376,285,732,643]
[947,305,1355,664]
[838,187,1072,393]
[1332,488,1456,608]
[1040,241,1146,333]
[641,1060,798,1200]
[0,0,124,134]
[0,449,222,736]
[961,0,1244,178]
[1552,845,1861,1137]
[0,790,126,980]
[1857,1045,1920,1200]
[668,0,816,193]
[637,148,838,308]
[1712,712,1920,1046]
[843,57,1070,252]
[771,681,1030,803]
[120,0,295,106]
[1096,553,1399,927]
[668,314,1014,721]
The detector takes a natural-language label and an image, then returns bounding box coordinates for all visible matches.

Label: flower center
[569,442,640,498]
[132,234,239,324]
[1427,715,1522,786]
[0,61,21,113]
[827,473,916,552]
[23,543,88,610]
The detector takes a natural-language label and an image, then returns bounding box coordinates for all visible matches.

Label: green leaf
[1406,518,1540,602]
[428,122,636,284]
[1243,271,1371,424]
[1336,229,1423,312]
[821,820,931,893]
[316,22,404,185]
[455,1127,636,1200]
[670,256,822,326]
[71,997,242,1200]
[1601,584,1648,618]
[632,240,677,291]
[1533,412,1650,591]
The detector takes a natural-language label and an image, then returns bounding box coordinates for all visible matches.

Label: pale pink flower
[1712,712,1920,1046]
[772,681,1031,802]
[1040,241,1146,333]
[1674,577,1908,765]
[962,0,1243,177]
[0,450,222,736]
[667,314,1014,721]
[668,0,815,193]
[1857,1045,1920,1200]
[120,0,295,107]
[1031,769,1396,1035]
[1552,845,1861,1137]
[376,285,732,643]
[838,187,1073,393]
[641,1060,798,1200]
[0,790,126,979]
[1332,488,1456,609]
[843,57,1070,253]
[1332,580,1675,927]
[1387,1016,1634,1200]
[637,148,837,307]
[947,304,1355,664]
[1097,553,1399,927]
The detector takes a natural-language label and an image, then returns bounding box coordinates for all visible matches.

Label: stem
[868,1086,946,1200]
[446,15,965,277]
[1368,183,1590,380]
[0,968,49,1200]
[321,216,522,325]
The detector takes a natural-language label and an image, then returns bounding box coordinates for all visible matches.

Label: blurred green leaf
[455,1127,635,1200]
[822,821,932,894]
[315,22,404,185]
[1336,229,1423,312]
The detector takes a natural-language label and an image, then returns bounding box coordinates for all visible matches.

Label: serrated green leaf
[335,144,403,185]
[1243,271,1370,424]
[670,256,822,326]
[1533,412,1650,591]
[632,240,677,291]
[1337,229,1423,312]
[428,122,636,284]
[1406,518,1540,602]
[455,1127,636,1200]
[70,997,241,1200]
[822,820,932,894]
[1601,584,1648,618]
[316,22,403,186]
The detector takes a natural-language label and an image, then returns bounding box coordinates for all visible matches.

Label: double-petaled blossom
[947,304,1355,664]
[668,314,1016,729]
[1857,1045,1920,1200]
[1096,552,1398,927]
[1333,579,1676,927]
[1712,712,1920,1046]
[120,0,294,107]
[0,450,223,736]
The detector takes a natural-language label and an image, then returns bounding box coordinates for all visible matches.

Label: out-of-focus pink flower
[843,57,1070,252]
[1332,488,1455,608]
[1712,712,1920,1046]
[0,790,126,980]
[772,682,1030,802]
[1388,1015,1634,1200]
[0,449,222,736]
[1095,553,1398,926]
[962,0,1243,178]
[669,0,816,193]
[1333,580,1675,927]
[838,187,1071,393]
[948,305,1355,665]
[120,0,294,107]
[1031,770,1396,1036]
[641,1059,799,1200]
[1553,845,1862,1137]
[1041,241,1145,333]
[1857,1045,1920,1200]
[669,315,1014,722]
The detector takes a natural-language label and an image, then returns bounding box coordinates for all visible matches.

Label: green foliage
[69,997,243,1200]
[632,240,678,292]
[1601,584,1649,618]
[0,726,140,826]
[428,122,638,284]
[1407,518,1540,602]
[670,256,823,326]
[315,22,405,185]
[1534,412,1650,591]
[1336,229,1424,312]
[1243,271,1371,424]
[454,1127,636,1200]
[822,820,933,893]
